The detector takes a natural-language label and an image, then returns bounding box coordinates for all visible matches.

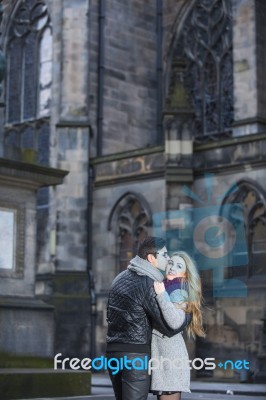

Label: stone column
[51,0,91,359]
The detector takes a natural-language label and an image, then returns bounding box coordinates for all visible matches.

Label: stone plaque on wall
[0,203,24,279]
[0,207,16,270]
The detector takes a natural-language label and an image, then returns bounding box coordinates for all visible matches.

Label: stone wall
[89,0,158,155]
[0,303,54,357]
[56,127,89,272]
[232,0,266,135]
[255,0,266,121]
[233,0,257,123]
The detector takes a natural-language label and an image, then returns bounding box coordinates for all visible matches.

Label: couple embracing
[106,237,205,400]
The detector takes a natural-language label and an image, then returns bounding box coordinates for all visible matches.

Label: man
[106,237,192,400]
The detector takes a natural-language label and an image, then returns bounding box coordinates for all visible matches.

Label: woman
[150,251,205,400]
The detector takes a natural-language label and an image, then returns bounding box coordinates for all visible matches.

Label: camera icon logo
[153,175,248,297]
[193,215,236,260]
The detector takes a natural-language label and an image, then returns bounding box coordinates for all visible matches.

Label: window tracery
[6,0,52,123]
[222,180,266,278]
[108,193,151,272]
[167,0,233,138]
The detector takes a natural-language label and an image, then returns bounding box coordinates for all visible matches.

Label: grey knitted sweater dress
[150,292,191,393]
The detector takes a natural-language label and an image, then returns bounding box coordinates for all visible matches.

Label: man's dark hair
[137,236,166,260]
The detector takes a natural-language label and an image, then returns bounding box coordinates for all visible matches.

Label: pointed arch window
[6,0,52,124]
[108,193,152,273]
[166,0,233,138]
[222,180,266,279]
[3,1,52,167]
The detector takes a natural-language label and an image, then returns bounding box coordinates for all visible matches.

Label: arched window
[222,179,266,279]
[166,0,233,139]
[3,1,52,166]
[6,0,52,123]
[108,193,152,272]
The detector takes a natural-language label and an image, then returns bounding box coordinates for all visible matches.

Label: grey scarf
[127,255,164,282]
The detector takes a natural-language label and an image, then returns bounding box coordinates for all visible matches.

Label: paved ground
[18,373,266,400]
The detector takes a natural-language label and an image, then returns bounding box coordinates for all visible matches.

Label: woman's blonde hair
[172,251,205,339]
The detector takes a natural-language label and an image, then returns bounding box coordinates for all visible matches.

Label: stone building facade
[1,0,266,381]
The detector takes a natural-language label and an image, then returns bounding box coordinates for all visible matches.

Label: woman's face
[166,255,186,280]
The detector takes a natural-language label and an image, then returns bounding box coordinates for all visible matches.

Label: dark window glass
[24,31,38,120]
[7,39,22,123]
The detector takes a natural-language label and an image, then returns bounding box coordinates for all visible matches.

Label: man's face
[155,246,171,272]
[166,255,186,280]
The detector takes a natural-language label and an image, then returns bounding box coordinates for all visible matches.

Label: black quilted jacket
[106,269,192,353]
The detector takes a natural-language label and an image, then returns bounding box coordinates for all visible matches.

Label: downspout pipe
[156,0,163,144]
[87,0,97,360]
[97,0,105,157]
[87,161,96,360]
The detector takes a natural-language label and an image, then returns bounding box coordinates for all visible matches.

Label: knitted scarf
[127,255,165,282]
[164,277,189,303]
